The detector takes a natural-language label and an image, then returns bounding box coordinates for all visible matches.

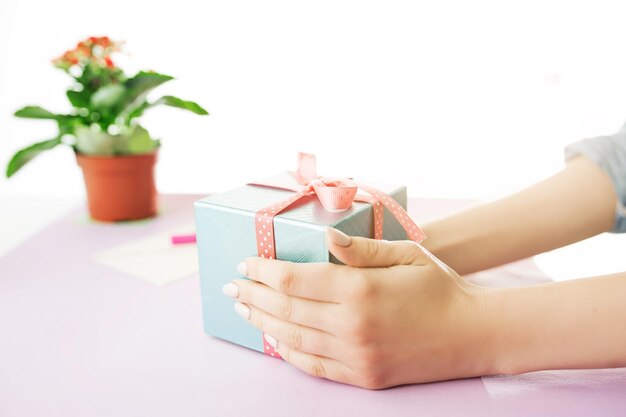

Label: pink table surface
[1,194,625,417]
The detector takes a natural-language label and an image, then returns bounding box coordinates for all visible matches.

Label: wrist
[452,282,507,378]
[488,283,567,376]
[481,287,516,376]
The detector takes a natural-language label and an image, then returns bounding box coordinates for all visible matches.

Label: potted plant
[6,36,208,221]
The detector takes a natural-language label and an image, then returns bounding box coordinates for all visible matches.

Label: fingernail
[264,333,278,349]
[237,261,248,276]
[327,227,351,247]
[234,303,250,320]
[222,282,239,298]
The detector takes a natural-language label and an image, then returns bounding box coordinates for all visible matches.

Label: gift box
[194,155,423,357]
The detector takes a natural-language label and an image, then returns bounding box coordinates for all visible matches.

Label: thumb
[326,227,430,268]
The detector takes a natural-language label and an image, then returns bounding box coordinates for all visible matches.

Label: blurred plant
[7,36,208,177]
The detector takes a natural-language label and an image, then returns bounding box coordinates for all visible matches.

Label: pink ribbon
[252,153,426,359]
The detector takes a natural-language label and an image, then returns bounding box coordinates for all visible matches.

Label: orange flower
[52,36,120,69]
[76,41,91,57]
[99,36,112,48]
[88,36,113,48]
[63,51,78,65]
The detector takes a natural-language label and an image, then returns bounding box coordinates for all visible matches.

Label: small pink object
[311,177,358,212]
[170,234,197,245]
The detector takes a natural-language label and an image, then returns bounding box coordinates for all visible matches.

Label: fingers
[239,257,358,303]
[230,278,341,334]
[237,301,385,389]
[275,343,358,387]
[326,227,430,268]
[238,230,432,305]
[236,301,344,362]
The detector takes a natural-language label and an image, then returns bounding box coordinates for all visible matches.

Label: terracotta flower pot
[76,151,158,222]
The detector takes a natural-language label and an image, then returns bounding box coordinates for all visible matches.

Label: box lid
[195,172,405,227]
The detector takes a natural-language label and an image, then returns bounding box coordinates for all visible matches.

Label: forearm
[488,272,626,374]
[421,157,617,275]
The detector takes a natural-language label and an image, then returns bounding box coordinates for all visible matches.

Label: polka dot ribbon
[358,184,427,243]
[253,153,426,359]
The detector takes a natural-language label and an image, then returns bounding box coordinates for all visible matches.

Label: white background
[1,0,625,278]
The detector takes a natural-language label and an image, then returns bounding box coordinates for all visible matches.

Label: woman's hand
[222,228,500,389]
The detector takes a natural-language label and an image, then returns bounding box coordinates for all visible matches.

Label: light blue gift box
[194,172,409,353]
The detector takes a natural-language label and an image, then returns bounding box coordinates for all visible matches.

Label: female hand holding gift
[223,153,626,389]
[225,229,491,390]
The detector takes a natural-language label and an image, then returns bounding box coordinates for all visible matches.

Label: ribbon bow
[252,152,426,261]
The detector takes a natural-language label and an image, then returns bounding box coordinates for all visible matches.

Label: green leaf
[115,71,175,122]
[125,95,208,122]
[125,71,173,91]
[124,71,173,104]
[74,126,116,156]
[91,84,126,109]
[74,124,158,156]
[125,101,151,121]
[56,115,85,135]
[14,106,59,119]
[66,90,90,108]
[6,137,62,178]
[156,95,208,115]
[116,125,157,155]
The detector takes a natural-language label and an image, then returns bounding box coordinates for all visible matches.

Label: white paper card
[92,223,198,286]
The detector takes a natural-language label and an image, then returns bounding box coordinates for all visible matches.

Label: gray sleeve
[564,125,626,233]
